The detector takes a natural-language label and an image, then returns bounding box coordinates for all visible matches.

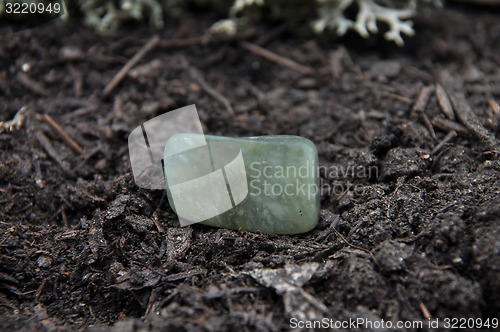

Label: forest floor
[0,4,499,331]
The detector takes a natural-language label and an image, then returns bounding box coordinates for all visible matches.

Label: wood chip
[432,117,468,136]
[435,83,455,120]
[35,278,47,302]
[447,89,496,148]
[16,72,49,96]
[438,71,497,148]
[412,86,433,113]
[381,92,412,104]
[419,301,432,320]
[239,41,313,75]
[488,99,500,115]
[421,112,436,140]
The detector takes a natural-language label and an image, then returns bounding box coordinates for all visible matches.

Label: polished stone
[163,134,319,234]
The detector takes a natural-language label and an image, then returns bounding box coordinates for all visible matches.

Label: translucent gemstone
[163,134,319,234]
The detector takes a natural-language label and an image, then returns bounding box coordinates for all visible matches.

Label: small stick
[431,117,468,136]
[185,63,234,115]
[89,305,96,320]
[239,41,313,75]
[435,83,455,120]
[381,92,412,104]
[421,112,436,140]
[314,214,340,242]
[75,144,102,170]
[35,131,72,175]
[35,277,47,302]
[244,81,265,103]
[335,183,352,204]
[16,72,49,96]
[419,301,432,320]
[488,99,500,115]
[103,35,160,96]
[36,114,83,155]
[411,86,435,139]
[431,202,456,216]
[60,106,99,120]
[330,227,378,264]
[152,215,165,233]
[61,208,69,229]
[432,130,457,155]
[447,89,496,148]
[412,86,433,113]
[32,153,44,189]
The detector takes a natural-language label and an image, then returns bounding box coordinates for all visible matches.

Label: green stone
[163,134,319,234]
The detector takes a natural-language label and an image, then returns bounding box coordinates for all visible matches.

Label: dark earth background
[1,3,499,331]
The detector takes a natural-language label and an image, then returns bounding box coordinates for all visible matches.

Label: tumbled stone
[163,134,319,234]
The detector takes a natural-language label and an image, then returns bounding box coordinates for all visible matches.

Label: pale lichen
[313,0,417,46]
[80,0,165,32]
[229,0,264,16]
[0,0,435,44]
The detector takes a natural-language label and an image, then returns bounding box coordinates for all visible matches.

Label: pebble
[163,134,320,234]
[37,256,52,269]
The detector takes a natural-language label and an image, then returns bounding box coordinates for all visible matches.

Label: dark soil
[1,4,499,331]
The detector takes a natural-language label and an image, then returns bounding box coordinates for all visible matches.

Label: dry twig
[381,91,412,104]
[435,83,455,120]
[239,41,314,75]
[16,72,49,96]
[419,301,432,320]
[411,86,436,139]
[35,131,72,176]
[432,130,457,155]
[488,99,499,114]
[446,89,496,148]
[35,278,47,302]
[330,227,378,264]
[432,117,468,136]
[184,60,234,115]
[36,114,83,155]
[438,71,496,148]
[412,86,433,113]
[103,35,160,96]
[422,112,436,139]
